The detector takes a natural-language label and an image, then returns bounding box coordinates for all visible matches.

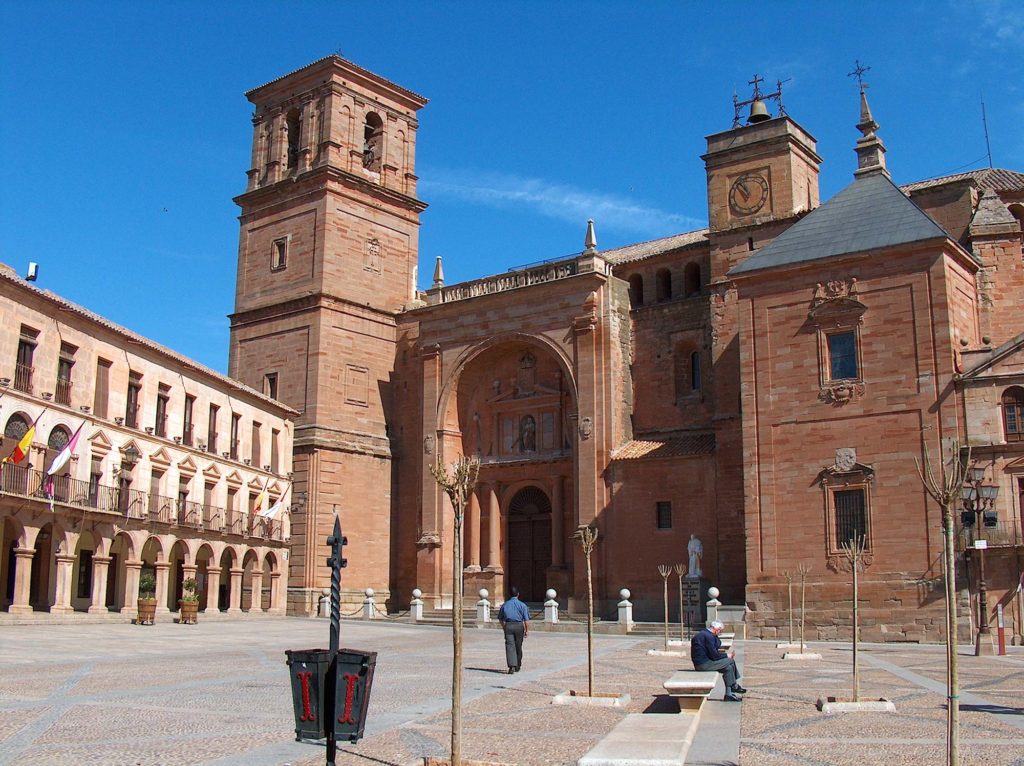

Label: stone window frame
[271,236,289,272]
[1001,386,1024,443]
[819,460,875,572]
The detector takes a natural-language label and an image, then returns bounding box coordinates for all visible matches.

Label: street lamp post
[961,464,1000,657]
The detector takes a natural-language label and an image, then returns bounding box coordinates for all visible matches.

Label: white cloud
[420,168,703,238]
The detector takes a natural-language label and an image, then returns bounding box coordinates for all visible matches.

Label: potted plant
[137,572,157,625]
[179,577,200,624]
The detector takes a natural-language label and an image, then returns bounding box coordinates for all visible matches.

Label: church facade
[228,56,1024,641]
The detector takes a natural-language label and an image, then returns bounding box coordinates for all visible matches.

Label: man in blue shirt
[691,620,746,701]
[498,586,530,674]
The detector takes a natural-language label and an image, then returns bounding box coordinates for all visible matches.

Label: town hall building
[227,56,1024,642]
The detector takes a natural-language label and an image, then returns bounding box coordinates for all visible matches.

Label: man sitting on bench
[691,620,746,702]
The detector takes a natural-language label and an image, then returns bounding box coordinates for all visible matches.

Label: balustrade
[0,462,276,540]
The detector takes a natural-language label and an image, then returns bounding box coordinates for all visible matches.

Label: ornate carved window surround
[819,448,875,572]
[809,279,867,405]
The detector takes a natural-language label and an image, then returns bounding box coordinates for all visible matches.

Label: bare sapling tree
[658,564,672,651]
[797,563,811,654]
[840,536,868,702]
[430,455,481,766]
[916,439,970,766]
[575,524,599,697]
[674,563,687,640]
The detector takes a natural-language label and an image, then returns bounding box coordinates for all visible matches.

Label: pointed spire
[853,85,888,179]
[584,219,598,254]
[432,255,444,288]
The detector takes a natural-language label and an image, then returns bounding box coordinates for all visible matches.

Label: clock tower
[228,56,428,614]
[702,86,822,279]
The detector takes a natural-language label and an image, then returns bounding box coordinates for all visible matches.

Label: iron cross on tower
[848,60,871,92]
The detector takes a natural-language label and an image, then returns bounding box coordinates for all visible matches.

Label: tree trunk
[586,550,594,698]
[944,503,959,766]
[452,514,463,766]
[852,554,859,702]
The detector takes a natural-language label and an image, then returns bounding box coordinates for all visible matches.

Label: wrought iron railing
[0,462,280,541]
[55,377,73,405]
[14,364,33,394]
[958,520,1023,551]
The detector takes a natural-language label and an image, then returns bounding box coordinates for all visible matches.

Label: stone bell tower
[228,56,428,614]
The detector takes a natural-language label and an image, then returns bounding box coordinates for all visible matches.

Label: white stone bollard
[410,588,424,621]
[476,588,491,624]
[618,588,634,631]
[544,588,559,624]
[706,586,721,626]
[362,587,375,619]
[318,589,330,618]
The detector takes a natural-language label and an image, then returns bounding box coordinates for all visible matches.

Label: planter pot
[179,600,199,624]
[137,598,157,625]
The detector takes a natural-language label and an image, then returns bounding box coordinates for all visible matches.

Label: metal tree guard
[658,564,672,651]
[674,563,687,641]
[797,563,810,654]
[784,570,794,644]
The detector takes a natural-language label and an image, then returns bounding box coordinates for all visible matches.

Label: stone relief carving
[827,551,874,573]
[834,447,857,473]
[423,434,435,455]
[819,381,866,405]
[812,278,859,306]
[579,416,593,441]
[364,238,382,273]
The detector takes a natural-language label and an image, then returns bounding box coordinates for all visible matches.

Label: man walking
[691,620,746,701]
[498,586,530,674]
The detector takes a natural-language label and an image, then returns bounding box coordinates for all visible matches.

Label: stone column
[88,556,112,614]
[485,483,502,572]
[205,565,222,612]
[268,571,283,614]
[551,476,564,567]
[121,560,142,617]
[249,570,264,613]
[154,561,171,614]
[247,116,263,191]
[8,549,35,615]
[228,568,244,614]
[466,488,481,570]
[52,553,77,615]
[180,563,198,613]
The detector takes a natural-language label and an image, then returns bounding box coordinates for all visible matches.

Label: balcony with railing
[957,520,1024,552]
[0,462,283,542]
[55,377,73,405]
[14,364,33,394]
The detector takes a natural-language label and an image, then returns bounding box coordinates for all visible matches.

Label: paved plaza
[0,617,1021,765]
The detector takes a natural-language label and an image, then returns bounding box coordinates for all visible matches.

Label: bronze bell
[747,99,770,124]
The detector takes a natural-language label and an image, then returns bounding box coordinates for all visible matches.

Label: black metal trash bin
[333,649,378,743]
[285,648,331,741]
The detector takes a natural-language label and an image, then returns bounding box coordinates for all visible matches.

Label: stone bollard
[544,588,559,624]
[706,586,721,626]
[318,588,330,618]
[362,588,375,620]
[476,588,491,624]
[410,588,424,621]
[618,588,634,632]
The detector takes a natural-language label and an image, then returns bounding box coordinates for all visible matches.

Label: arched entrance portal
[507,487,551,602]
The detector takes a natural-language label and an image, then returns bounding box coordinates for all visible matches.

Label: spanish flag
[3,424,36,464]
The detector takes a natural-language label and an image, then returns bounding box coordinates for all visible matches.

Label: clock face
[729,173,770,216]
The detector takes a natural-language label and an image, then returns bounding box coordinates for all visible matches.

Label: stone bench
[662,670,719,711]
[576,710,700,766]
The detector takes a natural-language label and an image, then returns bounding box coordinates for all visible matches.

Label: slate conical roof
[729,172,949,275]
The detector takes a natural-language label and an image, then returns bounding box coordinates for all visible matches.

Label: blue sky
[2,1,1022,374]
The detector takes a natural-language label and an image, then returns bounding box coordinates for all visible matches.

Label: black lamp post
[960,464,999,657]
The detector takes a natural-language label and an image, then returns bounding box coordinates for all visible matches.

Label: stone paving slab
[0,620,1022,765]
